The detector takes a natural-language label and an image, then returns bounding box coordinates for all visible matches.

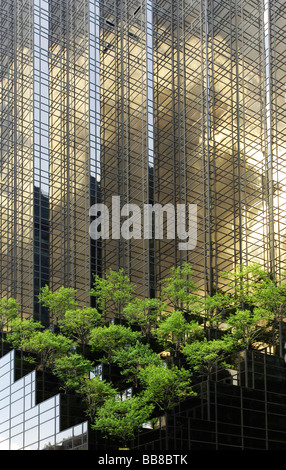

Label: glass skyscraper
[1,0,286,322]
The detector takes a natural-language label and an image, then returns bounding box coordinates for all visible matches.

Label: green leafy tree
[89,323,140,364]
[76,376,118,421]
[59,307,102,350]
[204,292,233,331]
[53,353,95,393]
[5,317,44,351]
[220,263,271,310]
[21,329,75,369]
[160,262,201,316]
[90,268,135,319]
[226,307,274,349]
[122,298,165,339]
[92,395,154,447]
[111,342,162,386]
[248,273,286,348]
[38,285,78,327]
[138,364,195,413]
[0,297,21,332]
[155,310,202,357]
[182,336,236,376]
[207,262,284,347]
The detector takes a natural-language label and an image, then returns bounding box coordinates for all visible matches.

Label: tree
[21,329,75,369]
[89,324,140,364]
[225,307,274,349]
[38,285,78,327]
[219,263,271,310]
[204,291,233,331]
[5,317,44,351]
[138,364,195,413]
[247,273,286,348]
[155,310,202,357]
[0,297,21,332]
[59,307,102,350]
[92,395,154,447]
[90,268,135,319]
[160,262,201,316]
[122,298,165,339]
[206,262,282,348]
[111,342,162,386]
[182,336,235,376]
[76,376,118,421]
[53,353,95,393]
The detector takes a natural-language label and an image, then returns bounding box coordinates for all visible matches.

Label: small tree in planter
[155,310,202,358]
[204,291,234,333]
[76,375,118,422]
[53,353,95,393]
[0,297,21,333]
[88,323,140,365]
[138,364,195,414]
[111,342,162,387]
[160,262,201,317]
[92,395,154,448]
[182,336,236,377]
[21,329,76,369]
[122,297,165,340]
[219,262,271,311]
[225,307,274,350]
[59,307,103,353]
[90,268,135,320]
[38,285,78,328]
[5,317,44,351]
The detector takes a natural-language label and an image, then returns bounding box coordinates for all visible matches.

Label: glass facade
[132,349,286,450]
[0,350,88,450]
[0,0,286,315]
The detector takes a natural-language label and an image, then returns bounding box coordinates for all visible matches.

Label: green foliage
[138,364,195,412]
[76,376,118,421]
[21,329,75,369]
[38,285,78,327]
[89,323,140,364]
[182,336,236,375]
[53,354,95,393]
[204,263,286,349]
[111,342,162,386]
[0,298,21,331]
[226,308,274,349]
[59,307,103,345]
[220,262,271,309]
[122,298,165,338]
[92,395,154,446]
[204,292,233,328]
[91,268,135,319]
[160,262,201,314]
[5,317,44,350]
[155,310,201,357]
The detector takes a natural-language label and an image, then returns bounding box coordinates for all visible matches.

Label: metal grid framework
[131,349,286,450]
[0,349,88,450]
[0,0,286,318]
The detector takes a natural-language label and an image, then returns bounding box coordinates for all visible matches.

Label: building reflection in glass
[0,350,88,450]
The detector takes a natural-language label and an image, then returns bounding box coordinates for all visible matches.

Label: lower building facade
[0,349,88,450]
[2,345,286,450]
